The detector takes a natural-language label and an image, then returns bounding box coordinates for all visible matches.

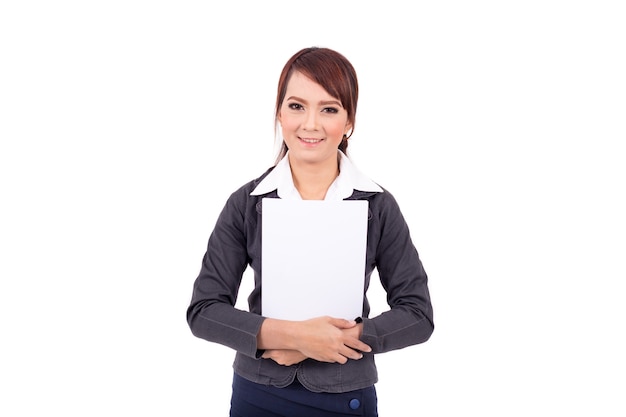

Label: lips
[299,137,324,144]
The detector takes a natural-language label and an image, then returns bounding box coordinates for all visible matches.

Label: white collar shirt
[250,151,383,200]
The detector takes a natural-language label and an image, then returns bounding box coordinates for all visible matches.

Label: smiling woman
[274,47,358,162]
[278,72,351,199]
[187,47,434,417]
[280,73,348,152]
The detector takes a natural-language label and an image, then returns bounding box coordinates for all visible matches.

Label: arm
[187,187,372,362]
[258,317,370,364]
[360,192,434,353]
[186,190,265,358]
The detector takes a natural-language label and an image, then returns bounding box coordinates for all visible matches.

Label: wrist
[258,318,300,351]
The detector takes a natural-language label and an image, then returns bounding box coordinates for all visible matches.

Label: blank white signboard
[261,198,369,321]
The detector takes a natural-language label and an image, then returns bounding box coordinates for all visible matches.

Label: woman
[187,47,434,416]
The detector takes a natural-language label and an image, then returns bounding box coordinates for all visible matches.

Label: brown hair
[274,47,359,164]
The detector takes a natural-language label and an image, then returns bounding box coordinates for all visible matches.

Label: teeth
[301,138,322,143]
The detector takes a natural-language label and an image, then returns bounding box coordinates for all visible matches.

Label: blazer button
[349,398,361,410]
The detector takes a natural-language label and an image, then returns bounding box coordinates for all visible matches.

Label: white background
[1,1,625,416]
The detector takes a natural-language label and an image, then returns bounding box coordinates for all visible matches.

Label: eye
[322,107,339,114]
[287,102,303,110]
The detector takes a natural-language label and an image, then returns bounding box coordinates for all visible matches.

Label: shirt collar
[250,151,383,200]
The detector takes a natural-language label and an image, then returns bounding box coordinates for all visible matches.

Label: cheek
[279,114,298,134]
[326,121,347,139]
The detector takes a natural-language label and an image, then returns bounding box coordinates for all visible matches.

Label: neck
[289,155,340,200]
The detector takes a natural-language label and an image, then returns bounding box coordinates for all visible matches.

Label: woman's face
[278,71,352,167]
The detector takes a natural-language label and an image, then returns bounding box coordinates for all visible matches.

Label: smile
[299,137,324,144]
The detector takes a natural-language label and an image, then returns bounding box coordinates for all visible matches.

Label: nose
[303,110,319,130]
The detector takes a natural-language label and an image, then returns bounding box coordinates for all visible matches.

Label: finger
[328,317,356,329]
[314,352,347,364]
[340,345,364,361]
[345,339,372,353]
[335,354,349,365]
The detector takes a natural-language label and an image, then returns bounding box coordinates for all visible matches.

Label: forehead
[285,71,336,100]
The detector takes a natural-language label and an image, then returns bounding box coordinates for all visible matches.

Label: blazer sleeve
[186,188,265,359]
[360,191,434,353]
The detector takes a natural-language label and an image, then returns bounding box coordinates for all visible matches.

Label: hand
[295,316,372,364]
[341,322,365,344]
[262,349,307,366]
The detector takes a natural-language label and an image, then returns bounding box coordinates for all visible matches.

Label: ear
[344,122,353,138]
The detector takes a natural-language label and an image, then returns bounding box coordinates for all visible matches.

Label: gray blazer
[187,167,434,393]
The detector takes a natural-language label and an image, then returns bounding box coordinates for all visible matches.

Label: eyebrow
[286,96,343,107]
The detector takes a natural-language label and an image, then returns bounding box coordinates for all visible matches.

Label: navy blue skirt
[229,373,378,417]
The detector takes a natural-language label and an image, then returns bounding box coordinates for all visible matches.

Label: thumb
[328,317,356,329]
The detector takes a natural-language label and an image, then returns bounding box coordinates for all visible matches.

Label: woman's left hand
[341,322,364,341]
[262,349,308,366]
